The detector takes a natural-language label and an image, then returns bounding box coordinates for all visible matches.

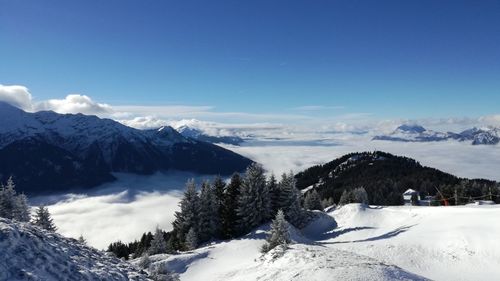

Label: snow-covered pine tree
[237,163,270,234]
[277,172,304,227]
[0,176,17,219]
[268,174,280,215]
[149,226,167,255]
[185,227,198,251]
[221,173,241,238]
[149,263,178,281]
[198,181,218,243]
[320,197,335,209]
[78,235,87,245]
[172,179,200,247]
[304,189,322,211]
[352,187,369,205]
[33,205,57,231]
[13,193,31,222]
[261,209,291,253]
[138,253,151,269]
[212,175,226,238]
[338,189,351,205]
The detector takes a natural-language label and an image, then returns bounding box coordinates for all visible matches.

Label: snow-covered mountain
[0,102,252,194]
[174,125,244,145]
[373,124,500,145]
[0,218,148,281]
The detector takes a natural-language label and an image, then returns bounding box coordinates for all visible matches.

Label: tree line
[0,177,57,232]
[108,163,317,259]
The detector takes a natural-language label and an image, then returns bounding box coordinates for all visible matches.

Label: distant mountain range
[174,125,244,145]
[0,102,252,194]
[373,124,500,145]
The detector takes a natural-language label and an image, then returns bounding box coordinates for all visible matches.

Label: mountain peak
[396,124,426,133]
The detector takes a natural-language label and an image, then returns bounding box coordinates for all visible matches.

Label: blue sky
[1,0,499,120]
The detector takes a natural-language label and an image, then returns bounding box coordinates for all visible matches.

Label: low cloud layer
[38,171,217,249]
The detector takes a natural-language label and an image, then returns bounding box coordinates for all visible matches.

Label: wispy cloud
[292,105,345,111]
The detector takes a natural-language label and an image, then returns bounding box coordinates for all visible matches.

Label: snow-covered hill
[373,124,500,145]
[140,212,428,281]
[0,102,252,194]
[0,218,148,281]
[143,204,500,281]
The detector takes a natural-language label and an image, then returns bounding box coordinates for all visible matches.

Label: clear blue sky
[1,0,499,119]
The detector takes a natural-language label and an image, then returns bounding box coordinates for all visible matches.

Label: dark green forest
[295,151,500,206]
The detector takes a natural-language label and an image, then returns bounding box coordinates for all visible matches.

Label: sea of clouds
[38,136,500,249]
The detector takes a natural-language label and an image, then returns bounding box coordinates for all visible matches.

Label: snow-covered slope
[329,204,500,281]
[0,218,148,281]
[373,124,500,145]
[144,204,500,281]
[141,212,428,281]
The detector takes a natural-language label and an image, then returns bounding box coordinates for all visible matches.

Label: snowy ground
[0,218,148,281]
[144,204,500,281]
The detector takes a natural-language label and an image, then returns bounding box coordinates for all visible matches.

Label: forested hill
[295,151,499,206]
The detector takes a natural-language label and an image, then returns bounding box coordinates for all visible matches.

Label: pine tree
[138,253,151,269]
[277,172,303,227]
[13,193,31,222]
[221,173,241,238]
[33,206,57,231]
[237,163,270,234]
[352,187,369,205]
[149,226,167,255]
[172,179,200,247]
[304,189,322,211]
[185,227,198,251]
[78,234,87,245]
[268,174,280,215]
[261,210,290,253]
[198,181,218,243]
[320,197,335,210]
[338,189,351,205]
[212,176,225,238]
[0,176,17,219]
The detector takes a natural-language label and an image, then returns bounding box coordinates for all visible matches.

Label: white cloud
[35,94,113,115]
[479,115,500,127]
[0,84,34,111]
[118,116,169,129]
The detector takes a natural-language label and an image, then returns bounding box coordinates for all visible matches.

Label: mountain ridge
[373,124,500,145]
[0,102,252,194]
